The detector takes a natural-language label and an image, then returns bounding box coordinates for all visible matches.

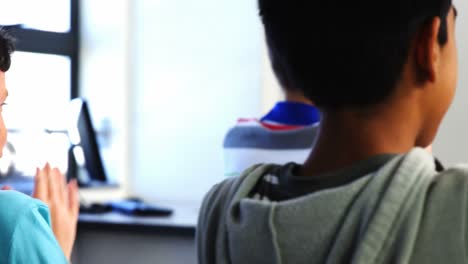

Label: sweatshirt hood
[224,148,437,264]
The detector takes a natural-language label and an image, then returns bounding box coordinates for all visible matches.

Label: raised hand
[32,163,79,261]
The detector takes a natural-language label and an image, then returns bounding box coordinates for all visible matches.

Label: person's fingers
[53,168,66,202]
[1,185,12,190]
[45,163,60,203]
[33,167,48,201]
[68,179,79,217]
[43,162,50,172]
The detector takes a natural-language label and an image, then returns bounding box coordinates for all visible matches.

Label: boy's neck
[285,90,313,105]
[300,107,421,177]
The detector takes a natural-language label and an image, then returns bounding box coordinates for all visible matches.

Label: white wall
[433,0,468,165]
[78,0,280,204]
[79,0,131,200]
[131,0,263,204]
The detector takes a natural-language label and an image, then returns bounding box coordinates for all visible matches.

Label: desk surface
[78,203,198,236]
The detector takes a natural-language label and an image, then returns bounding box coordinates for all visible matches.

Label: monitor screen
[68,98,108,187]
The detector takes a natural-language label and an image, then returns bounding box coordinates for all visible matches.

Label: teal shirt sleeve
[0,191,68,264]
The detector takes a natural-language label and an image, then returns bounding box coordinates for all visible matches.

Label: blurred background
[0,1,466,263]
[0,0,284,206]
[0,0,466,213]
[0,0,464,206]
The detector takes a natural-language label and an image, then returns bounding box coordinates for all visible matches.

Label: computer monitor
[68,98,111,187]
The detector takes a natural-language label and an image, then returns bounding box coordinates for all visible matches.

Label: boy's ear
[415,17,442,83]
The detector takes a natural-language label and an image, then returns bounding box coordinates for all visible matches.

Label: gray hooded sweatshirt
[197,148,468,263]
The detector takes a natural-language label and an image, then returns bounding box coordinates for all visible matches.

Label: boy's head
[267,46,312,105]
[259,0,457,147]
[0,28,15,157]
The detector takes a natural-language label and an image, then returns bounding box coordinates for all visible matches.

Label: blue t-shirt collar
[260,101,320,126]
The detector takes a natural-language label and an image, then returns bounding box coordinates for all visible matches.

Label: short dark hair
[0,28,15,72]
[259,0,453,110]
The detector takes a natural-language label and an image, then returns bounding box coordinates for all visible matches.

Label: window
[5,52,71,129]
[0,0,79,177]
[0,0,71,33]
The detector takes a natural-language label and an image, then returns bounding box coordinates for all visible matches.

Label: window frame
[6,0,80,98]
